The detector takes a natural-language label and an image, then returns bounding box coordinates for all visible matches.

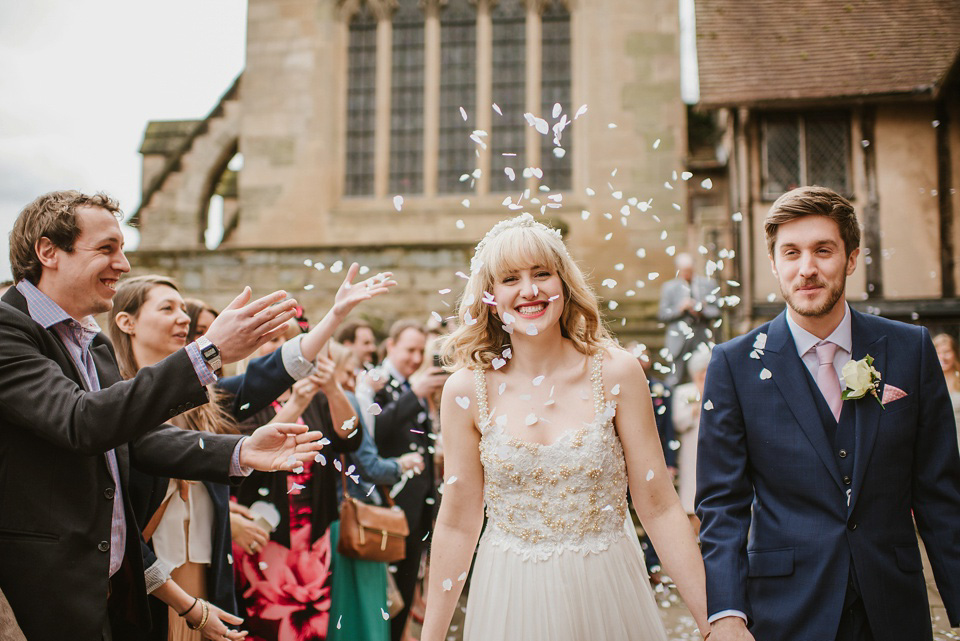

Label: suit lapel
[848,311,885,514]
[759,313,845,491]
[91,341,121,388]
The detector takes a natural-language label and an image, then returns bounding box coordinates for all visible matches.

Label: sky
[0,0,247,281]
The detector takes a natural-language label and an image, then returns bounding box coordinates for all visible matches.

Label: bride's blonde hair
[442,213,611,369]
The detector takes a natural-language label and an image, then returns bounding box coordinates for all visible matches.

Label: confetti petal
[492,357,506,370]
[703,399,714,411]
[525,413,538,426]
[646,469,655,481]
[393,195,403,211]
[759,368,773,380]
[455,396,470,410]
[367,403,382,416]
[532,375,545,386]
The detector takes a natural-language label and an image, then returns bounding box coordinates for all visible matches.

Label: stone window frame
[759,110,853,201]
[339,0,573,200]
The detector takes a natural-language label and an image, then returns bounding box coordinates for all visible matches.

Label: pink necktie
[815,341,842,421]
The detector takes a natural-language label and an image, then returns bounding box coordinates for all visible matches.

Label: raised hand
[239,423,326,471]
[203,288,299,364]
[331,263,397,319]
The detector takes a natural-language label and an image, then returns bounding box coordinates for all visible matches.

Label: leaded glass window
[345,4,377,196]
[438,0,477,193]
[389,0,425,195]
[490,0,527,193]
[762,112,850,199]
[540,0,572,191]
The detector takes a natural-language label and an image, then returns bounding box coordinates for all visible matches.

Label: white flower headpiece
[470,213,566,275]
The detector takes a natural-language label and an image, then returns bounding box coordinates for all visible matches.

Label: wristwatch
[195,336,222,372]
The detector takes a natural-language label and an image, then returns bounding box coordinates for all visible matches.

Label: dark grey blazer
[0,287,242,641]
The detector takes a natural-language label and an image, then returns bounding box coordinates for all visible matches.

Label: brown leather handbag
[337,457,409,563]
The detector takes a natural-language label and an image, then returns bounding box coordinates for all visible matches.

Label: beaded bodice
[474,353,630,562]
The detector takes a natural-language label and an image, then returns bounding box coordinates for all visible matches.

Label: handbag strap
[141,480,188,543]
[339,455,397,508]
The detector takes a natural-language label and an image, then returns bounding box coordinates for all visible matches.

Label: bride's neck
[505,325,568,376]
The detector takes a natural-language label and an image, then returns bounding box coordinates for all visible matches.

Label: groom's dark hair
[765,186,860,257]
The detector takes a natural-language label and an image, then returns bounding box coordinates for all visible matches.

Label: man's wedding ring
[250,541,258,551]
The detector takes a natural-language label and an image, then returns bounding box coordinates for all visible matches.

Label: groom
[697,186,960,641]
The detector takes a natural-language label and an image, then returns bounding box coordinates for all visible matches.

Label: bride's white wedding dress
[462,353,668,640]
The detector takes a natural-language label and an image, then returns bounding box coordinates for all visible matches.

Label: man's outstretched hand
[203,288,299,365]
[239,423,326,471]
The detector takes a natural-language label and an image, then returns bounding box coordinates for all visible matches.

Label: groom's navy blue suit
[697,308,960,641]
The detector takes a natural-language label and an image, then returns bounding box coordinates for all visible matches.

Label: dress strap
[590,351,605,415]
[473,366,491,428]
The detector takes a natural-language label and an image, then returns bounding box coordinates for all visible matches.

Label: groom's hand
[708,616,754,641]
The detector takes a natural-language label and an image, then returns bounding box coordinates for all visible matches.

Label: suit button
[104,487,115,499]
[843,475,852,485]
[848,522,857,531]
[184,402,194,410]
[839,449,847,458]
[98,541,110,552]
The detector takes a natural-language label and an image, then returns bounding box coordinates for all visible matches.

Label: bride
[421,213,709,641]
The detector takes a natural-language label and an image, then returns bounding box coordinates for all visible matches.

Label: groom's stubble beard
[781,273,847,318]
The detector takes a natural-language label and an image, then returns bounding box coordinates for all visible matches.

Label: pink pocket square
[881,384,907,404]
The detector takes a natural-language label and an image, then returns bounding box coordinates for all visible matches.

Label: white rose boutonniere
[840,354,885,408]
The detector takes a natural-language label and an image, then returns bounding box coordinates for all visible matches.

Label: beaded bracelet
[178,597,199,618]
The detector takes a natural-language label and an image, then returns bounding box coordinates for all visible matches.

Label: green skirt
[328,520,390,641]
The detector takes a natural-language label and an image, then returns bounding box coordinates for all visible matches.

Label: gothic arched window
[341,0,572,199]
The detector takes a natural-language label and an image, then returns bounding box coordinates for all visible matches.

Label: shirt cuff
[708,610,748,624]
[281,334,315,380]
[144,559,172,594]
[230,437,254,477]
[185,342,218,386]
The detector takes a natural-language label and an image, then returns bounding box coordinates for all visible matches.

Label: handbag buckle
[359,526,366,545]
[381,530,389,551]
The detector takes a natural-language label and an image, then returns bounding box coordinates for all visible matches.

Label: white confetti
[459,106,468,121]
[525,324,538,336]
[432,311,443,323]
[393,195,403,211]
[447,476,458,485]
[288,482,306,494]
[646,469,655,481]
[498,383,507,396]
[504,167,516,181]
[330,260,344,273]
[652,138,661,149]
[459,571,468,581]
[315,453,326,465]
[502,347,512,359]
[442,579,453,591]
[574,104,588,119]
[461,198,471,208]
[703,399,714,411]
[439,288,451,295]
[759,368,773,380]
[198,438,205,450]
[532,375,545,386]
[455,396,470,410]
[681,171,693,180]
[258,487,270,496]
[492,357,506,370]
[259,561,269,571]
[701,178,713,189]
[456,219,465,229]
[525,413,539,426]
[753,333,767,350]
[367,403,382,416]
[611,384,620,396]
[732,211,743,222]
[502,311,516,325]
[493,102,502,115]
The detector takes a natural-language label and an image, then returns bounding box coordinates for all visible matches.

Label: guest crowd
[2,189,960,641]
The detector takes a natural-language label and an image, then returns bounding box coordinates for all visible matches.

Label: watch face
[202,345,218,359]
